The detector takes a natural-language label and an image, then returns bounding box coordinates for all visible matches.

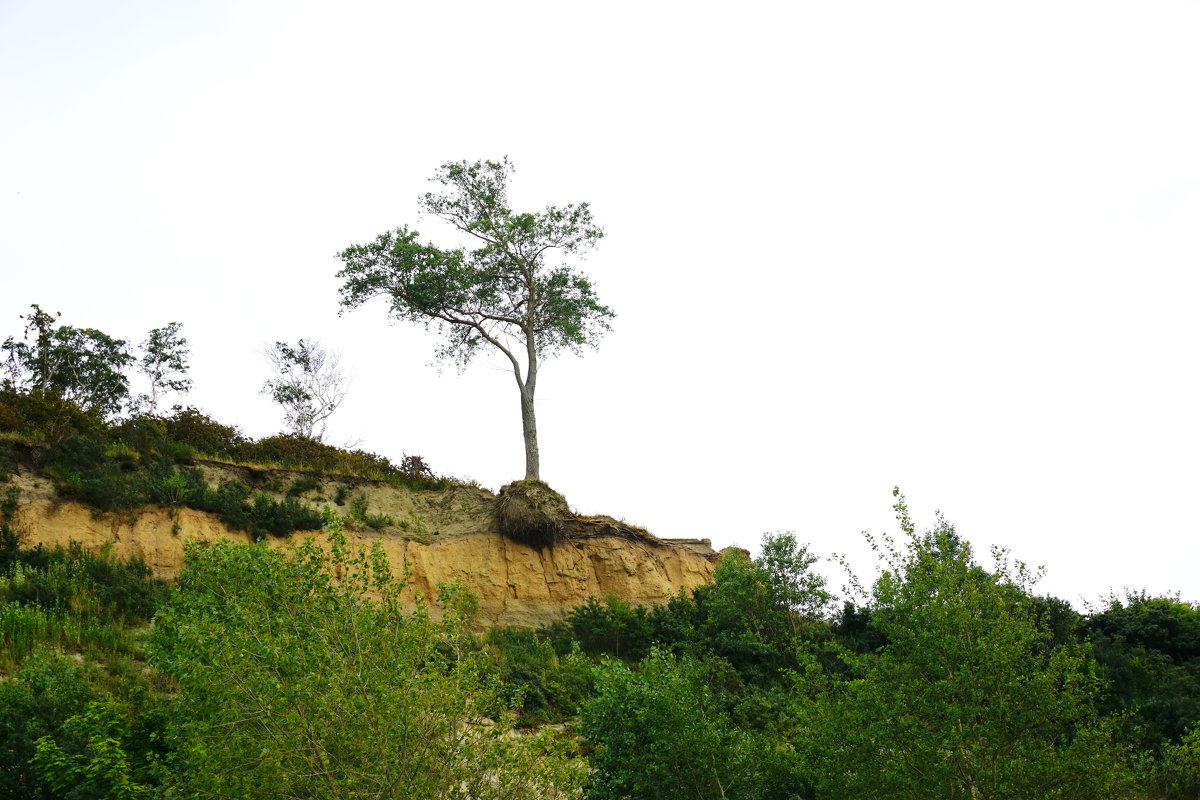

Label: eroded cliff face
[7,466,718,627]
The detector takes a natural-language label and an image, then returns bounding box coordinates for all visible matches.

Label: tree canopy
[336,158,614,480]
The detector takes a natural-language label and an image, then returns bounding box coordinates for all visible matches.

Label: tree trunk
[520,383,539,481]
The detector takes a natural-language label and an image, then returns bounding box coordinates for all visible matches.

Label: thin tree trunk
[520,330,540,481]
[520,384,539,481]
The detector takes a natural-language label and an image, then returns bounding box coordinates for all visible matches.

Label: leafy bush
[159,406,245,456]
[1150,724,1200,799]
[0,541,169,623]
[345,493,393,531]
[486,627,594,723]
[0,388,105,444]
[286,474,320,497]
[0,402,19,433]
[0,651,96,798]
[582,649,800,800]
[150,521,584,798]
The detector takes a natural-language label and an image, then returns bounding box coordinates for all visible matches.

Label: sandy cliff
[7,465,718,627]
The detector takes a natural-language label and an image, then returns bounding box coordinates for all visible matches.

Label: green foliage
[694,535,830,685]
[0,486,18,522]
[1087,592,1200,751]
[0,541,168,623]
[337,158,612,368]
[1149,723,1200,799]
[286,473,320,497]
[32,697,153,799]
[42,426,324,538]
[0,388,105,444]
[151,516,585,799]
[345,492,394,530]
[794,490,1141,799]
[0,651,96,798]
[0,536,172,800]
[0,543,169,669]
[564,596,654,662]
[2,305,133,418]
[485,627,594,723]
[158,405,246,455]
[337,158,615,481]
[233,433,450,490]
[0,402,20,433]
[582,648,804,800]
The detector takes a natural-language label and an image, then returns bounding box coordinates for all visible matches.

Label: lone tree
[336,158,614,481]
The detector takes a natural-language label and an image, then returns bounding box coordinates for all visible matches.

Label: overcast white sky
[3,1,1199,606]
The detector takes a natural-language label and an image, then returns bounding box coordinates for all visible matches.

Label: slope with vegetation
[0,390,718,627]
[2,306,1198,798]
[2,466,1198,798]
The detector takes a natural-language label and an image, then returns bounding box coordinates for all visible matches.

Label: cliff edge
[7,462,718,627]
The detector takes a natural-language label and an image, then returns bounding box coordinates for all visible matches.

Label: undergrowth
[0,391,454,539]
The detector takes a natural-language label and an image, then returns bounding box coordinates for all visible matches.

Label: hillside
[5,457,718,627]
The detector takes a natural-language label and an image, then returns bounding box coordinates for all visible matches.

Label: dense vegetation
[0,360,1197,796]
[0,482,1197,797]
[0,387,451,541]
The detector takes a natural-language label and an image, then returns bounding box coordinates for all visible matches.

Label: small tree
[1,304,132,418]
[135,322,192,415]
[336,158,614,481]
[261,339,348,441]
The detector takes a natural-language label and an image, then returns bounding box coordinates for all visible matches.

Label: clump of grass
[346,494,393,531]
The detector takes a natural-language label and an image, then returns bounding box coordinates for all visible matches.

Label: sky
[3,0,1199,606]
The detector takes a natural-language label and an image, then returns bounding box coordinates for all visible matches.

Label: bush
[0,389,105,444]
[160,406,246,457]
[1151,724,1200,799]
[0,402,19,433]
[487,627,594,722]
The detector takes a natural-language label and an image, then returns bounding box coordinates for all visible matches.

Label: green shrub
[233,434,449,490]
[1151,724,1200,799]
[0,388,105,443]
[285,474,320,498]
[0,487,18,523]
[0,402,19,432]
[0,543,169,623]
[160,406,245,457]
[487,627,595,723]
[0,651,96,797]
[345,493,393,531]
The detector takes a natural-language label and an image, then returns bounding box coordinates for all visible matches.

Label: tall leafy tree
[1,304,132,418]
[336,158,614,481]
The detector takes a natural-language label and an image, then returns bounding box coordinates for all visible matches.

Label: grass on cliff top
[0,391,455,491]
[0,392,464,540]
